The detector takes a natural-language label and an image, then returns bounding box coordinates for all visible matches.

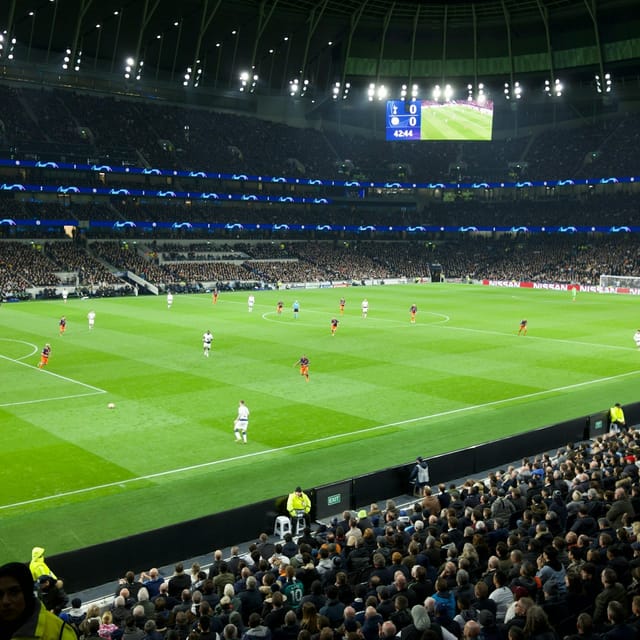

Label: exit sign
[327,494,342,506]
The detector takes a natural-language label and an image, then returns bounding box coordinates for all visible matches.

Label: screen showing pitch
[386,99,494,141]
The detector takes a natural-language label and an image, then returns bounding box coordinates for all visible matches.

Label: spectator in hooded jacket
[0,562,77,640]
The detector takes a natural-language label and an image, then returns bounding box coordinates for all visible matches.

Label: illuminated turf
[422,103,493,140]
[1,284,637,557]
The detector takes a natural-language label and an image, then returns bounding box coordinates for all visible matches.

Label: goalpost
[599,274,640,289]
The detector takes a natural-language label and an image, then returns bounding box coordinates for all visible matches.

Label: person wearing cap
[0,561,78,640]
[36,574,68,612]
[286,487,311,528]
[547,490,568,529]
[62,597,86,630]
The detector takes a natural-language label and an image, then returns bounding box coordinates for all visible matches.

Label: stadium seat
[293,512,306,535]
[274,515,292,538]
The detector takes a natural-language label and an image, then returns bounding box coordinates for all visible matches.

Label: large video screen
[386,99,494,141]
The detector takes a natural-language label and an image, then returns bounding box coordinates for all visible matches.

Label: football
[107,402,116,409]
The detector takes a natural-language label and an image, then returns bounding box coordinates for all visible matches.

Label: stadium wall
[49,401,640,593]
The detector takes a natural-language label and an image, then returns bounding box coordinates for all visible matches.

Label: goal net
[599,274,640,289]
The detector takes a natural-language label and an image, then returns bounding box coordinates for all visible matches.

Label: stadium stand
[4,234,640,301]
[50,427,640,640]
[2,4,639,635]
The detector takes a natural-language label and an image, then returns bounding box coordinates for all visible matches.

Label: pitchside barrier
[51,401,640,593]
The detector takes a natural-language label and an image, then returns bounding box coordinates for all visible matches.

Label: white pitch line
[433,324,638,352]
[0,391,105,408]
[0,353,107,408]
[2,366,639,512]
[260,305,635,352]
[0,338,39,360]
[262,309,636,352]
[260,310,451,327]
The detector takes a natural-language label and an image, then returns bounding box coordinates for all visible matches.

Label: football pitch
[422,103,493,140]
[1,283,638,560]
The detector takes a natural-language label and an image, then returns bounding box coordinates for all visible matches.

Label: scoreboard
[386,98,494,141]
[385,100,421,141]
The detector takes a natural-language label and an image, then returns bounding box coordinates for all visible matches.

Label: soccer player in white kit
[234,400,250,443]
[203,330,213,356]
[634,329,640,349]
[167,292,174,308]
[87,310,96,330]
[361,298,369,318]
[248,294,255,312]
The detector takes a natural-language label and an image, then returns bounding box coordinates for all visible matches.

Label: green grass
[422,103,493,140]
[1,284,638,559]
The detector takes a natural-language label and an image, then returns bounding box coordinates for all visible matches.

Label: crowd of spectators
[44,241,123,285]
[1,191,638,234]
[30,428,640,640]
[4,234,640,298]
[2,83,640,184]
[88,241,174,285]
[0,241,63,291]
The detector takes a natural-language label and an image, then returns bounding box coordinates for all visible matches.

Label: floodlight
[554,78,563,97]
[595,72,613,94]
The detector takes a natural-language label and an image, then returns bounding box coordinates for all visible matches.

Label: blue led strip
[1,217,639,235]
[0,158,636,191]
[0,182,331,205]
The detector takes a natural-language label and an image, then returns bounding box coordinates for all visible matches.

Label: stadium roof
[1,0,638,97]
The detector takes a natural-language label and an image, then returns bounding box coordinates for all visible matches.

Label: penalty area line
[2,367,639,511]
[0,353,107,393]
[0,390,105,408]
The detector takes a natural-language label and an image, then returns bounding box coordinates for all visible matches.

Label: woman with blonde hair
[98,611,118,640]
[79,604,102,637]
[460,542,480,579]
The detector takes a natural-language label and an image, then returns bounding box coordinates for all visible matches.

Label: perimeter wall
[51,401,640,593]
